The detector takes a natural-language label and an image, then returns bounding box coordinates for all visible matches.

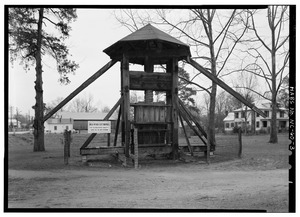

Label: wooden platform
[80,144,207,156]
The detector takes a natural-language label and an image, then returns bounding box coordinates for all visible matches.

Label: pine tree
[8,8,79,151]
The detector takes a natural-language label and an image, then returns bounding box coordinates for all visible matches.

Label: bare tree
[114,9,249,149]
[68,93,99,113]
[233,72,257,134]
[45,97,66,117]
[101,106,111,113]
[241,6,289,143]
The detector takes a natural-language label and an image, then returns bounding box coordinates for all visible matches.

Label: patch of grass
[7,133,289,171]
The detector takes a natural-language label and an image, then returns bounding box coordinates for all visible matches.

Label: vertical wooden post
[238,127,242,158]
[122,55,130,159]
[171,58,179,160]
[251,110,256,135]
[120,60,125,148]
[107,133,110,147]
[206,133,211,164]
[64,130,71,165]
[166,60,172,145]
[144,56,154,103]
[134,127,138,169]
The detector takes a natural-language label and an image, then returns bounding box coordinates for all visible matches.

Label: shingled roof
[118,24,188,46]
[103,24,191,64]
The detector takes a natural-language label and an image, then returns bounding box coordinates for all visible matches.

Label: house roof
[117,24,189,46]
[8,119,21,124]
[223,112,235,122]
[103,24,191,64]
[232,100,288,112]
[56,112,118,120]
[46,118,73,124]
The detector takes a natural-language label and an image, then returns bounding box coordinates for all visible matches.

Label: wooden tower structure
[103,24,192,159]
[44,24,266,166]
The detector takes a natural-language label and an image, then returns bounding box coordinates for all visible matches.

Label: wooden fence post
[134,127,138,169]
[238,127,242,158]
[64,130,71,165]
[206,135,211,165]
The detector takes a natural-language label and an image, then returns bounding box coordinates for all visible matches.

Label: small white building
[8,119,21,128]
[44,118,73,133]
[223,100,289,133]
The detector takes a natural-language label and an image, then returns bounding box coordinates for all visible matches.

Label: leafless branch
[249,10,271,52]
[179,75,211,94]
[235,86,270,101]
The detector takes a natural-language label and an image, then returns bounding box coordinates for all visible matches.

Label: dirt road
[8,162,288,211]
[7,133,290,212]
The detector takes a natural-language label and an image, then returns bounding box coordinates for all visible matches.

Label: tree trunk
[269,19,278,143]
[269,97,278,143]
[208,83,217,151]
[251,110,256,134]
[207,12,217,151]
[33,8,45,152]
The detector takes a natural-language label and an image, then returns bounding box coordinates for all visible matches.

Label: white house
[223,100,289,133]
[44,118,73,133]
[8,118,21,128]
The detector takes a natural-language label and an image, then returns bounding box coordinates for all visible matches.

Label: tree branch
[250,10,271,52]
[235,86,271,101]
[179,75,211,94]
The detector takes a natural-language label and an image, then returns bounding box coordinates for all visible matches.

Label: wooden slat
[80,147,125,155]
[129,71,172,91]
[44,59,118,122]
[180,145,207,153]
[131,103,171,107]
[138,145,172,156]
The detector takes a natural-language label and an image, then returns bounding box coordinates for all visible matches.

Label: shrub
[232,126,240,134]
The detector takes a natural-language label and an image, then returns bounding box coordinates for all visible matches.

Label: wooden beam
[179,113,193,156]
[178,98,207,138]
[113,105,122,147]
[171,58,179,159]
[180,145,206,153]
[80,147,125,155]
[122,55,130,158]
[80,133,97,150]
[103,96,123,121]
[144,56,154,103]
[80,96,123,150]
[123,48,190,60]
[166,60,172,145]
[44,59,118,122]
[177,105,207,145]
[129,71,172,91]
[187,57,266,118]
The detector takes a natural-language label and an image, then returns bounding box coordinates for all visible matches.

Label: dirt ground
[7,133,290,212]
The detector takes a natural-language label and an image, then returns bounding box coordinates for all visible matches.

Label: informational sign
[88,121,111,134]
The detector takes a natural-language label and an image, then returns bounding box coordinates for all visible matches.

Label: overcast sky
[6,4,292,118]
[9,9,129,116]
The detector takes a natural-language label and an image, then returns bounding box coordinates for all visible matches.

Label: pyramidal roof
[103,24,190,64]
[118,24,188,46]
